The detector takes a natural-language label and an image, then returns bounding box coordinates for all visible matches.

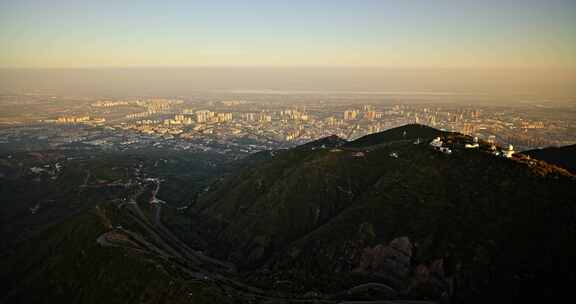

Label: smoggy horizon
[2,1,575,103]
[1,67,575,103]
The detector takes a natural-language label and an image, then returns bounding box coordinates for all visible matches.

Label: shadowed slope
[191,125,576,302]
[521,144,576,173]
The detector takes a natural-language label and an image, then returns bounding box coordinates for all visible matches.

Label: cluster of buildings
[195,110,233,124]
[344,107,383,122]
[111,101,574,152]
[91,100,130,108]
[281,109,309,121]
[44,116,106,125]
[1,95,574,155]
[429,136,515,157]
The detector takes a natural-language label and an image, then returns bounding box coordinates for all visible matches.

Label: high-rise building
[195,110,214,123]
[344,110,358,121]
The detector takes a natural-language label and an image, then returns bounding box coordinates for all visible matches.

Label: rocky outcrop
[410,258,451,300]
[353,237,413,283]
[353,237,450,300]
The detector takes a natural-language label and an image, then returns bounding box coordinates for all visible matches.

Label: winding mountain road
[98,176,435,304]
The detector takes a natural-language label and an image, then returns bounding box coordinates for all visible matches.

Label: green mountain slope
[2,126,575,304]
[0,149,234,304]
[0,203,230,304]
[191,125,576,302]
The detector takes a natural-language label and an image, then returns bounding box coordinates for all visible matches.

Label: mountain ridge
[1,125,575,303]
[521,144,576,173]
[190,124,575,302]
[344,124,446,148]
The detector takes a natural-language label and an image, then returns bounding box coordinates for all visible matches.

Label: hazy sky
[1,0,575,68]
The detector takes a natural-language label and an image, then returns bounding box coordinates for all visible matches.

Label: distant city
[1,94,575,155]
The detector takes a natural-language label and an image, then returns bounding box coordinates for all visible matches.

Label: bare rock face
[353,237,450,299]
[410,258,450,300]
[389,236,413,257]
[353,236,413,281]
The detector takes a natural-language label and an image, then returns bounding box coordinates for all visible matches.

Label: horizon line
[1,65,575,70]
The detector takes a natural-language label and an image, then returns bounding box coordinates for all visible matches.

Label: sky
[0,0,575,68]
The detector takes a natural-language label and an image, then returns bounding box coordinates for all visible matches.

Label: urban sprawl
[1,95,574,156]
